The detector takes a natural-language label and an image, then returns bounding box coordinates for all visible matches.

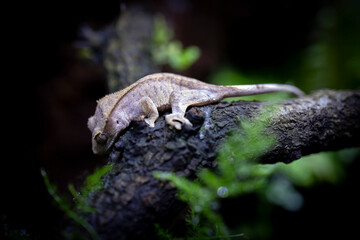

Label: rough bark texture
[85,90,360,240]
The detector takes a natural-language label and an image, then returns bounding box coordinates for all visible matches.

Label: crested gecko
[88,73,304,154]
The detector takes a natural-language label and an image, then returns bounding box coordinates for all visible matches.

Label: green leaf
[151,15,201,71]
[82,164,113,197]
[41,169,100,240]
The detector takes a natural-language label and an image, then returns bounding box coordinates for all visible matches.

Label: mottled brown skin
[88,73,304,154]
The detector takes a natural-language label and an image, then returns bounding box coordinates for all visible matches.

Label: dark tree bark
[79,5,360,240]
[85,90,360,240]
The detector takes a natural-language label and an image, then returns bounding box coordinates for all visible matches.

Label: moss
[41,164,113,240]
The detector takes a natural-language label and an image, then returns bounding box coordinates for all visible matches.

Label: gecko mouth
[92,135,114,155]
[104,131,122,154]
[106,139,116,153]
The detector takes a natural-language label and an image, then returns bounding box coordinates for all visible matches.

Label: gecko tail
[224,83,305,98]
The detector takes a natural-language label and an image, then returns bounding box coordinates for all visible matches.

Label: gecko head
[88,114,111,154]
[87,106,116,154]
[88,92,132,155]
[88,109,129,155]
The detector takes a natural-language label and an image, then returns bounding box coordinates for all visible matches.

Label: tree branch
[85,90,360,240]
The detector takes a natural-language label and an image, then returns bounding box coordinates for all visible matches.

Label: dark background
[3,0,360,239]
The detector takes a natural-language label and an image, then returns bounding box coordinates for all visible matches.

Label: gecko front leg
[139,96,159,128]
[166,90,221,130]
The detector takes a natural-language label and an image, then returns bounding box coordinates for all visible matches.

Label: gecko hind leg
[166,90,220,130]
[140,96,159,128]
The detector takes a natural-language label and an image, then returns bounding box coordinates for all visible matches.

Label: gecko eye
[95,133,108,144]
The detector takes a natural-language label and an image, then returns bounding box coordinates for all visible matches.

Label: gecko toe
[183,118,193,127]
[165,114,193,130]
[173,121,182,130]
[144,118,155,128]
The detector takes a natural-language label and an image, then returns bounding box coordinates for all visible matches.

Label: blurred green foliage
[155,109,277,238]
[41,169,99,240]
[68,164,113,214]
[151,16,201,71]
[276,152,343,187]
[41,165,112,240]
[299,1,360,91]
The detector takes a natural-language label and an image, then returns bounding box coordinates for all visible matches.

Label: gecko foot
[144,118,155,128]
[165,113,193,130]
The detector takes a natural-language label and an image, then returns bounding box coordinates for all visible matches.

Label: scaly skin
[88,73,304,154]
